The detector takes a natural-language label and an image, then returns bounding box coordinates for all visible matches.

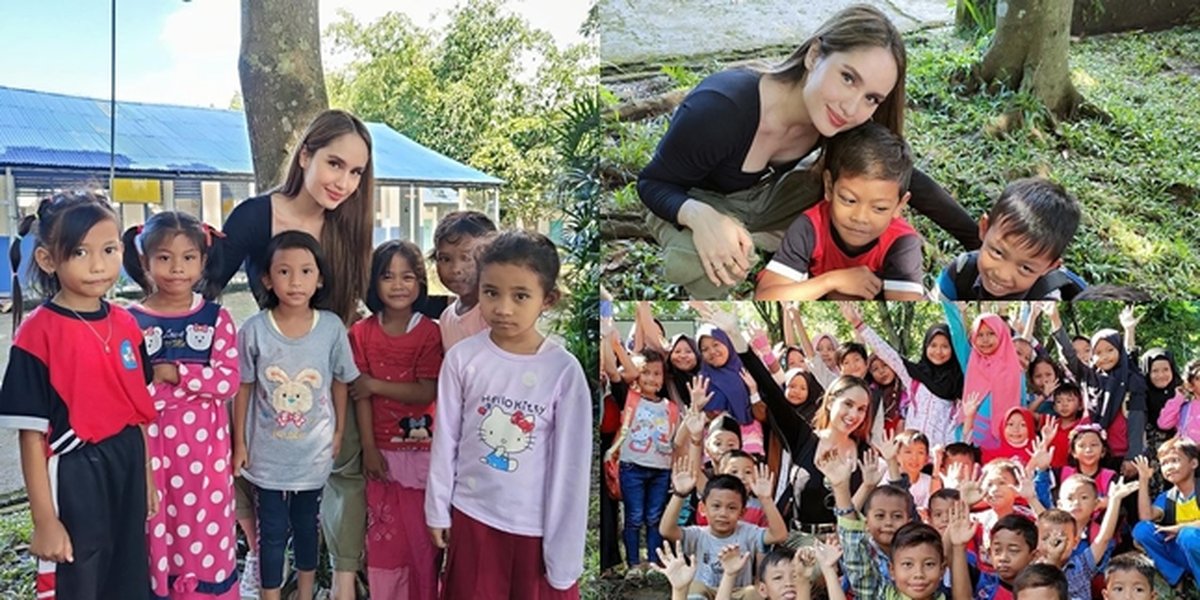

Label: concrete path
[598,0,954,66]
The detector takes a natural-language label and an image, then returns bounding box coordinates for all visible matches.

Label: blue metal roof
[0,85,502,187]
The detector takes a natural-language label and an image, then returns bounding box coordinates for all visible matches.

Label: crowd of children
[600,299,1200,599]
[0,187,591,600]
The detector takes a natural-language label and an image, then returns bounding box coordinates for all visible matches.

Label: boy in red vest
[756,122,924,301]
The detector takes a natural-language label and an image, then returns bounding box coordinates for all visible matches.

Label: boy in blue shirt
[937,178,1085,300]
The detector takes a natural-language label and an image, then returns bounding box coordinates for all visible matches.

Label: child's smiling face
[975,217,1062,298]
[892,542,944,600]
[721,455,757,489]
[706,430,741,463]
[869,357,897,386]
[973,323,999,355]
[1148,358,1175,390]
[637,360,664,396]
[1071,431,1104,467]
[925,333,952,365]
[1093,339,1121,371]
[982,467,1018,509]
[899,441,928,473]
[1004,413,1029,446]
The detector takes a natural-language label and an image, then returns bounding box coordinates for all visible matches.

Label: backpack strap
[950,252,980,298]
[1025,269,1088,300]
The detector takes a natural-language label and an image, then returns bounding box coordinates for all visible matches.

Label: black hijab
[904,324,964,401]
[1091,329,1146,428]
[1142,347,1181,427]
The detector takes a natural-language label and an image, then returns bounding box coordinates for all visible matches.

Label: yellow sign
[112,178,161,204]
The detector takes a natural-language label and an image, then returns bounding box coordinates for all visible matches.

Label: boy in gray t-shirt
[237,309,360,491]
[660,459,790,597]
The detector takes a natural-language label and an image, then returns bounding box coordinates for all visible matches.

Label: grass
[0,507,34,598]
[600,26,1200,299]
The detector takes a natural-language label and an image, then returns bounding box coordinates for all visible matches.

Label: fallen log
[601,212,655,241]
[610,89,688,122]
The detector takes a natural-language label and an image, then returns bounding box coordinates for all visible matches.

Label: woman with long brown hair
[205,109,374,600]
[637,4,980,299]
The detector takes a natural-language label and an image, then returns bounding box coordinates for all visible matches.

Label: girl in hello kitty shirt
[425,231,591,598]
[122,211,241,599]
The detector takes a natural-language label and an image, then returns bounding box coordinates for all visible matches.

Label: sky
[0,0,591,108]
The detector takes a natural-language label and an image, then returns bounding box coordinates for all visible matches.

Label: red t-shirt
[348,313,444,451]
[766,201,923,297]
[0,302,155,453]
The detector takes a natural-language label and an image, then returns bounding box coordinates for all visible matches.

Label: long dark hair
[121,211,222,296]
[276,110,374,323]
[757,4,906,136]
[259,231,332,311]
[10,190,118,329]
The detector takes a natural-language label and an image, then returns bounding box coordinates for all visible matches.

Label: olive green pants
[645,166,824,299]
[321,410,366,572]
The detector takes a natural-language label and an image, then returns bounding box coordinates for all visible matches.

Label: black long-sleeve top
[637,68,982,250]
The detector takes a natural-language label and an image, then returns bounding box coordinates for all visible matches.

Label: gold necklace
[59,297,113,353]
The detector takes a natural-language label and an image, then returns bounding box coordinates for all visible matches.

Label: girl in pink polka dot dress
[123,212,241,599]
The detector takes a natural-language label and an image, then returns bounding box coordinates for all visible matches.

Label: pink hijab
[964,314,1023,449]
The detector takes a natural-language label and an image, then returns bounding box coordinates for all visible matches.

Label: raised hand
[1014,465,1036,500]
[815,538,842,572]
[1119,306,1141,331]
[683,405,706,439]
[1038,528,1069,564]
[750,463,775,500]
[739,368,759,396]
[793,546,817,580]
[654,540,698,590]
[945,500,975,546]
[688,301,715,322]
[874,428,900,465]
[718,544,750,577]
[859,447,884,488]
[1039,417,1060,445]
[961,392,983,418]
[673,455,697,496]
[688,375,714,413]
[708,308,741,337]
[816,448,857,488]
[1026,439,1054,472]
[1132,455,1155,482]
[956,465,985,506]
[1040,375,1060,397]
[838,302,864,328]
[1109,476,1139,501]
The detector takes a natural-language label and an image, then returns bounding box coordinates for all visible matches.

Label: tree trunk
[239,0,329,191]
[977,0,1081,119]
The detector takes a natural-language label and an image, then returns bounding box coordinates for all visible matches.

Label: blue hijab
[697,324,752,424]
